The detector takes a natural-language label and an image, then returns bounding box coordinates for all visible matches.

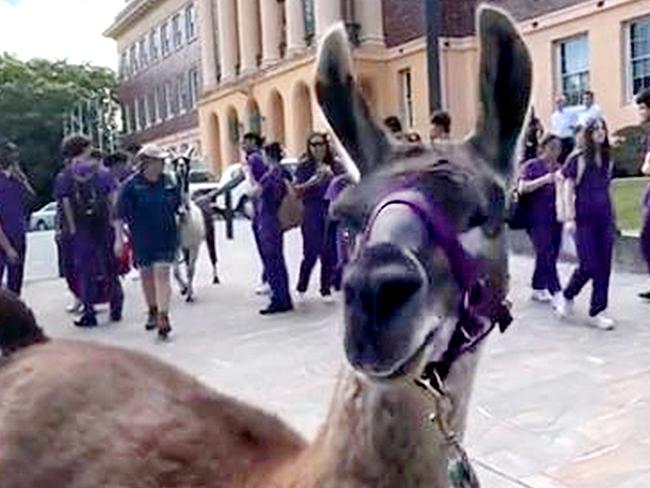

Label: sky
[0,0,124,70]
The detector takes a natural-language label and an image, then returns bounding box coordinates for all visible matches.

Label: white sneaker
[66,298,82,314]
[531,290,552,303]
[321,294,335,304]
[588,313,615,331]
[555,296,574,318]
[255,283,271,296]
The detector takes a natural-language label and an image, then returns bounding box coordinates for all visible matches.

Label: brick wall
[383,0,426,47]
[442,0,589,37]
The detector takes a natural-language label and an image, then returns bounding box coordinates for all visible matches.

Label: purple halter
[364,191,513,393]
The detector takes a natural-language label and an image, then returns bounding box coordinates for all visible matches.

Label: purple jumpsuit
[55,164,123,319]
[295,159,341,296]
[324,174,354,291]
[0,171,31,296]
[246,150,269,284]
[521,158,562,295]
[257,166,292,308]
[562,153,615,317]
[641,133,650,275]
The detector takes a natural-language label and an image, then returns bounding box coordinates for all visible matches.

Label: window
[161,21,171,57]
[149,30,159,63]
[139,38,148,69]
[122,103,131,133]
[172,13,184,50]
[628,17,650,98]
[185,3,197,41]
[147,91,158,126]
[129,44,138,74]
[168,80,179,116]
[178,74,189,113]
[157,85,168,121]
[137,97,147,130]
[119,52,128,79]
[129,101,137,132]
[188,66,200,108]
[556,35,590,106]
[302,0,315,45]
[399,69,414,129]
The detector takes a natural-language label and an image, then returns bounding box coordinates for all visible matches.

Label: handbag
[506,188,529,230]
[278,181,304,232]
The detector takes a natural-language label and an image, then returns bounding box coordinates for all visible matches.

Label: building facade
[196,0,428,172]
[105,0,203,154]
[441,0,650,139]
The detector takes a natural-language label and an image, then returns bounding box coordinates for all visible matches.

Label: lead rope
[414,374,481,488]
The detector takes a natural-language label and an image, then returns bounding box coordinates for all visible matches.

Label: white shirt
[576,103,604,127]
[550,108,577,138]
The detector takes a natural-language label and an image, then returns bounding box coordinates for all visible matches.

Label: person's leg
[546,222,563,295]
[0,250,7,289]
[140,266,158,330]
[259,219,292,314]
[153,263,172,338]
[528,227,548,293]
[564,223,594,301]
[297,207,325,293]
[589,221,614,317]
[640,212,650,299]
[109,276,124,322]
[252,214,267,285]
[203,209,219,284]
[76,268,98,326]
[320,218,338,297]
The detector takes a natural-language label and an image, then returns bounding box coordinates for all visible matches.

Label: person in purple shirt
[241,132,270,295]
[294,132,344,300]
[104,151,135,185]
[255,142,293,314]
[324,172,355,292]
[556,118,616,330]
[56,148,123,327]
[517,135,564,306]
[635,88,650,301]
[0,140,34,296]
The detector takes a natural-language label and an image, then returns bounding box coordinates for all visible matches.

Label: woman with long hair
[556,118,616,329]
[294,132,342,300]
[517,135,564,305]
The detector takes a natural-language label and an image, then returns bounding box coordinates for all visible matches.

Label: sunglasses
[309,141,326,147]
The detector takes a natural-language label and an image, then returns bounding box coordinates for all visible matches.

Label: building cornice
[104,0,159,39]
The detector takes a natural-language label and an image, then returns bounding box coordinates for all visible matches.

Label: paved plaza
[20,222,650,488]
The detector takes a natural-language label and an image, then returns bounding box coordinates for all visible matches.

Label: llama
[170,150,213,302]
[0,6,530,487]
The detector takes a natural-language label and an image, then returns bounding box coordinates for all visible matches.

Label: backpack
[71,175,110,230]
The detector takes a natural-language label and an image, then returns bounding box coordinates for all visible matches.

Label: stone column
[260,0,282,67]
[315,0,342,41]
[286,0,306,55]
[355,0,384,48]
[217,0,238,82]
[198,0,218,90]
[237,0,260,75]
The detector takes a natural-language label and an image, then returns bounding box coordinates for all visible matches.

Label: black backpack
[71,175,109,230]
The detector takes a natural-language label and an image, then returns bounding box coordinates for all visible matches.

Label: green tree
[0,53,119,207]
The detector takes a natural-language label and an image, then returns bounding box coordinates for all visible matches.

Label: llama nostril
[374,272,423,321]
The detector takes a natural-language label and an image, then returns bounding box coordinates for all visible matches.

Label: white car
[30,201,57,231]
[187,167,219,201]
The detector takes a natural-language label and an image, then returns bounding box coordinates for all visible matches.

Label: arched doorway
[268,90,285,145]
[207,112,222,173]
[246,98,262,135]
[226,106,241,164]
[293,81,313,154]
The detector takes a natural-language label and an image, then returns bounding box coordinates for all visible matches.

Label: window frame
[626,15,650,102]
[149,30,159,63]
[161,21,171,57]
[129,44,139,74]
[185,3,197,42]
[172,13,184,50]
[398,68,414,130]
[138,38,149,69]
[554,33,590,106]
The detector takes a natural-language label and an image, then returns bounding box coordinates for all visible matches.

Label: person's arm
[642,151,650,176]
[12,166,36,197]
[110,190,125,256]
[518,172,554,194]
[62,197,76,236]
[0,222,18,262]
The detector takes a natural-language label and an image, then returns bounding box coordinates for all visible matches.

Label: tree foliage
[0,53,118,207]
[611,125,646,177]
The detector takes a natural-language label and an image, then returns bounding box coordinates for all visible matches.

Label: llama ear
[315,24,391,177]
[468,6,532,179]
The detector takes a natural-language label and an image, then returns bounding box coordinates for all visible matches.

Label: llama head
[316,6,531,381]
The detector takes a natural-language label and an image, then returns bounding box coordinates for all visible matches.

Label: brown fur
[0,289,48,356]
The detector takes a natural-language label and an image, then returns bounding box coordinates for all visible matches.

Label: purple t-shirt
[643,132,650,210]
[562,153,612,220]
[520,158,559,224]
[0,171,31,243]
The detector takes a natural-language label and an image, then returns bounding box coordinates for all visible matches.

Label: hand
[553,171,564,183]
[565,220,576,234]
[5,246,19,263]
[114,239,124,259]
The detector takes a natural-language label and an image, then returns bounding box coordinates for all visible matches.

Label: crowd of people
[515,89,650,330]
[1,92,648,335]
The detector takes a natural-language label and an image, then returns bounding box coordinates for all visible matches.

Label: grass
[612,177,649,233]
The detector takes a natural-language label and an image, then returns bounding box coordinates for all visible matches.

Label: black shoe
[75,314,98,328]
[110,305,123,322]
[639,291,650,301]
[157,313,172,340]
[145,307,158,331]
[259,303,294,315]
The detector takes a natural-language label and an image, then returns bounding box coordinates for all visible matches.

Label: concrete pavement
[19,221,650,488]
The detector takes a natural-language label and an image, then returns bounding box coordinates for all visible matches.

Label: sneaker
[638,291,650,301]
[555,296,574,318]
[531,290,552,303]
[588,313,615,331]
[66,298,82,315]
[145,307,158,331]
[321,291,335,304]
[259,303,294,315]
[157,313,172,340]
[255,283,271,296]
[74,313,98,328]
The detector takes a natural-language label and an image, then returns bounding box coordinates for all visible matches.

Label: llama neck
[298,356,478,487]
